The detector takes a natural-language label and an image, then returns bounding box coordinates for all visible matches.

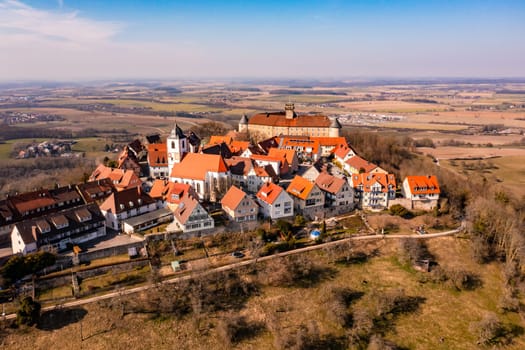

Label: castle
[238,103,341,138]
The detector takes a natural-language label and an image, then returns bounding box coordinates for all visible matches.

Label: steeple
[170,123,185,139]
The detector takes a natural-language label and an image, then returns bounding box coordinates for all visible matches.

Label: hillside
[2,236,524,350]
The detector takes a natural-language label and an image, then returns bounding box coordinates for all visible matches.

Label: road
[2,225,463,321]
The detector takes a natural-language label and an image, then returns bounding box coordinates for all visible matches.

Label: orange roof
[249,112,332,128]
[173,190,200,225]
[221,185,248,210]
[225,157,253,176]
[286,175,315,200]
[170,153,228,180]
[277,137,320,154]
[256,182,284,205]
[268,148,296,163]
[209,135,233,145]
[315,173,346,195]
[166,183,196,204]
[149,179,172,199]
[405,175,440,195]
[351,173,396,193]
[311,137,347,147]
[90,164,141,190]
[345,155,379,173]
[333,143,354,159]
[229,140,250,154]
[147,143,168,167]
[250,154,281,163]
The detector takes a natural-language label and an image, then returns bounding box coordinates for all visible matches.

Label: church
[238,103,342,139]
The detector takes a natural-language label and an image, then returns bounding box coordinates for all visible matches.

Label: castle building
[239,103,341,138]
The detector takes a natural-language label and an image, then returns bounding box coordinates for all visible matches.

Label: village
[0,103,445,314]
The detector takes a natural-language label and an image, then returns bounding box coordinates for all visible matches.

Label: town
[2,103,440,258]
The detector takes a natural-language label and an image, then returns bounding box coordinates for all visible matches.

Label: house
[221,186,258,222]
[343,155,387,175]
[350,173,397,210]
[201,142,233,159]
[315,172,354,212]
[147,143,169,179]
[312,137,349,157]
[11,203,106,254]
[172,187,214,234]
[268,148,299,174]
[90,164,142,191]
[121,207,173,234]
[239,103,341,138]
[169,153,231,202]
[296,164,321,182]
[276,136,321,161]
[226,157,277,194]
[126,139,146,161]
[333,143,356,164]
[77,178,116,204]
[256,182,294,219]
[117,148,141,177]
[0,185,86,246]
[250,154,286,177]
[402,175,440,210]
[99,187,157,231]
[286,176,325,220]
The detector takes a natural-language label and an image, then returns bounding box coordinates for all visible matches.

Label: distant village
[0,111,65,125]
[1,103,441,257]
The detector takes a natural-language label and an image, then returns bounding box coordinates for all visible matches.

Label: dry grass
[2,238,524,349]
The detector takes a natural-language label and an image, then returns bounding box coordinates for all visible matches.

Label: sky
[1,0,524,81]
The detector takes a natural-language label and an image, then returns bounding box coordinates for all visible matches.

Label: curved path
[3,225,463,321]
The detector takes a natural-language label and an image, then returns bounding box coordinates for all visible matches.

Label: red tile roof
[100,187,155,214]
[315,173,346,195]
[169,153,228,180]
[256,182,283,205]
[225,157,253,176]
[351,173,396,193]
[277,137,320,154]
[249,112,332,128]
[147,143,168,167]
[405,175,440,195]
[287,175,315,200]
[345,155,379,173]
[221,185,248,211]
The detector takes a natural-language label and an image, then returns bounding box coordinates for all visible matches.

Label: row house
[315,172,354,213]
[0,185,85,246]
[286,176,325,220]
[11,203,106,255]
[169,153,231,202]
[256,182,294,220]
[350,173,396,210]
[221,186,258,223]
[226,157,277,194]
[77,178,116,204]
[402,175,441,210]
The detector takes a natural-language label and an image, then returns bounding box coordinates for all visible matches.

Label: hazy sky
[1,0,524,81]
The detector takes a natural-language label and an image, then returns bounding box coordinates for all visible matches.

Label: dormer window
[120,204,125,210]
[129,201,134,207]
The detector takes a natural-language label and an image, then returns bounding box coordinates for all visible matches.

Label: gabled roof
[99,187,155,214]
[257,137,278,153]
[250,154,281,163]
[225,157,253,176]
[173,191,201,225]
[77,178,115,204]
[249,112,332,128]
[170,153,228,180]
[221,185,250,211]
[351,173,396,193]
[209,135,233,145]
[89,164,141,190]
[256,182,284,205]
[277,137,320,154]
[254,164,277,179]
[345,155,380,173]
[201,142,232,159]
[333,143,354,159]
[286,175,316,200]
[229,141,250,155]
[315,173,346,195]
[169,123,186,139]
[149,179,172,200]
[166,183,197,205]
[404,175,440,195]
[268,148,297,164]
[147,143,168,167]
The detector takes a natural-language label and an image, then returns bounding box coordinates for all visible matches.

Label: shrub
[389,204,412,219]
[16,297,41,326]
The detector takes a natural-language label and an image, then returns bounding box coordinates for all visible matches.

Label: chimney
[285,103,295,119]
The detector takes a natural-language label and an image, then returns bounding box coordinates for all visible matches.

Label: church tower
[238,114,249,133]
[285,103,296,119]
[167,123,188,177]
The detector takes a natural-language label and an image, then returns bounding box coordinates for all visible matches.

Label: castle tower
[238,114,249,133]
[285,103,296,120]
[329,118,342,137]
[167,123,187,176]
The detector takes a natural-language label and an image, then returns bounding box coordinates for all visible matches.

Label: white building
[256,182,294,220]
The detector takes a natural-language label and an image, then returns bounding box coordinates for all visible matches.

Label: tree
[16,296,41,326]
[1,252,56,286]
[294,215,306,227]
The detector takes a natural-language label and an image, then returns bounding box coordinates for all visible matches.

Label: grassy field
[2,237,524,349]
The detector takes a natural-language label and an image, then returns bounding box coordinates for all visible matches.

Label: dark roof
[146,133,162,144]
[14,203,105,246]
[77,178,116,204]
[100,187,156,215]
[239,114,249,124]
[170,123,186,139]
[257,137,278,153]
[201,142,232,159]
[127,139,144,156]
[188,131,201,147]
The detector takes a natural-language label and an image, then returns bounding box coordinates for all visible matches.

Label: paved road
[3,225,464,321]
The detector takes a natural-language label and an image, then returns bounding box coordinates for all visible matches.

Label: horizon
[1,0,525,81]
